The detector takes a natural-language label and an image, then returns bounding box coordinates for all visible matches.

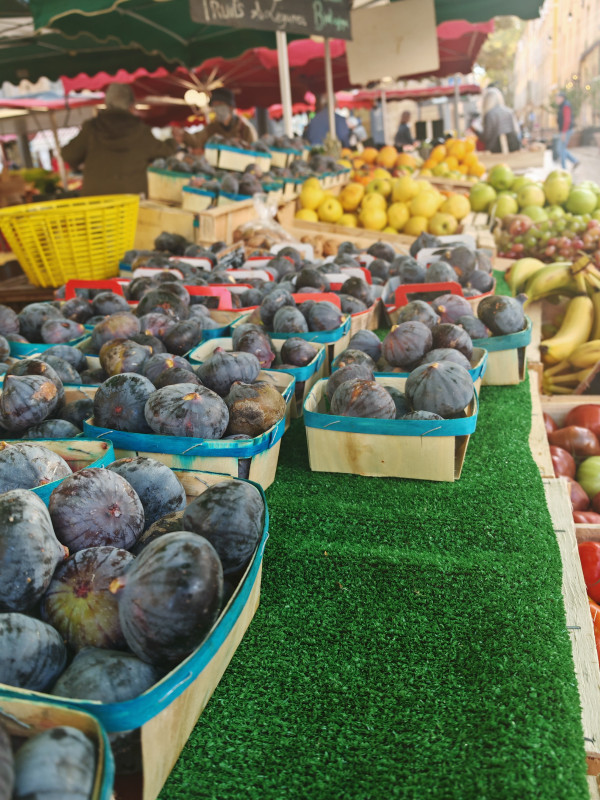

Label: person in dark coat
[394,111,414,149]
[303,94,350,148]
[481,87,521,154]
[556,90,580,169]
[175,87,257,150]
[61,83,177,196]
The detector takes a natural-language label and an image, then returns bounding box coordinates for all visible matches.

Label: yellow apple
[409,192,440,219]
[339,213,358,227]
[441,194,471,220]
[303,177,322,190]
[339,183,365,212]
[373,167,392,180]
[428,212,458,236]
[365,178,392,198]
[317,196,344,224]
[392,175,419,203]
[387,202,410,232]
[295,208,319,222]
[361,192,387,211]
[416,179,434,193]
[403,215,429,237]
[300,184,325,211]
[359,205,388,231]
[382,226,398,234]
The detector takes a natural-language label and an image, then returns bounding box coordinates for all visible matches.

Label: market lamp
[184,89,209,108]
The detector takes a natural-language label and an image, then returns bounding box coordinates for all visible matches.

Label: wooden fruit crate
[304,375,477,482]
[0,695,114,800]
[195,196,297,246]
[0,468,267,800]
[134,200,197,251]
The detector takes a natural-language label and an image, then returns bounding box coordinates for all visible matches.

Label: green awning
[29,0,541,67]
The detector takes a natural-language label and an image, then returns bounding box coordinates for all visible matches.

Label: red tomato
[544,412,558,435]
[589,597,600,662]
[568,479,590,511]
[548,426,600,459]
[550,445,576,478]
[565,405,600,437]
[578,541,600,603]
[573,511,600,524]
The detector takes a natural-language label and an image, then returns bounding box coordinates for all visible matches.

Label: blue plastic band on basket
[147,167,191,179]
[204,143,272,159]
[270,315,351,344]
[304,389,479,437]
[182,186,218,198]
[28,440,115,504]
[358,349,488,383]
[82,414,286,456]
[0,476,269,733]
[472,316,532,352]
[8,335,88,358]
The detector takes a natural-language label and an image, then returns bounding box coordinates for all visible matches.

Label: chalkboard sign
[189,0,352,40]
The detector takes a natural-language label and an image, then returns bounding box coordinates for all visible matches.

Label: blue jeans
[559,129,578,168]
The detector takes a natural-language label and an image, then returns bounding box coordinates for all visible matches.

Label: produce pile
[296,172,471,236]
[419,137,486,180]
[468,166,600,263]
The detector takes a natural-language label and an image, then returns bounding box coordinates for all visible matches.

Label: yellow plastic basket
[0,194,139,288]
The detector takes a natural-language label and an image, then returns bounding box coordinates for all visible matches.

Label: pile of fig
[0,719,97,800]
[0,459,265,775]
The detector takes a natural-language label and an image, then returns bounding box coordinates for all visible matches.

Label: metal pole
[453,74,461,136]
[380,89,389,146]
[276,31,294,139]
[48,110,68,188]
[324,37,337,140]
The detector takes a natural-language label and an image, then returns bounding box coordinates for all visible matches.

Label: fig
[0,441,71,493]
[90,312,141,353]
[0,613,66,691]
[0,374,60,433]
[93,373,155,433]
[144,383,229,438]
[225,381,286,436]
[280,338,319,367]
[108,456,186,529]
[40,318,85,344]
[196,348,261,397]
[99,338,152,376]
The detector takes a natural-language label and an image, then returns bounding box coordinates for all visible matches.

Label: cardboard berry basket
[303,375,478,482]
[8,333,88,359]
[204,143,271,174]
[472,316,532,386]
[188,336,327,418]
[81,374,293,489]
[0,468,268,800]
[146,167,190,205]
[0,695,114,800]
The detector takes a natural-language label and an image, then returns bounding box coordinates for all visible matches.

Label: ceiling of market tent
[29,0,541,66]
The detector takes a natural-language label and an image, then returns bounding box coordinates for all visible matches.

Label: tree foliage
[477,16,525,105]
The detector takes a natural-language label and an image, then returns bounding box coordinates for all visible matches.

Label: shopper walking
[480,87,521,153]
[394,111,414,149]
[61,83,177,196]
[556,90,580,170]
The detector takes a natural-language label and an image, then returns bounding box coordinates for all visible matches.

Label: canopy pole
[380,89,389,146]
[324,37,337,140]
[48,110,68,189]
[453,74,461,136]
[276,31,294,139]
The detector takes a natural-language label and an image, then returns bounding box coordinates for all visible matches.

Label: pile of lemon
[420,138,485,181]
[295,173,471,237]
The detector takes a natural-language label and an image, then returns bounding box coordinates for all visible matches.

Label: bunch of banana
[541,292,600,394]
[508,254,600,305]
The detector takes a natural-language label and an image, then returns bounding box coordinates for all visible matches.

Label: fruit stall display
[0,228,598,799]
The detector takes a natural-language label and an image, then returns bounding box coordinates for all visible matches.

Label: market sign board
[189,0,352,39]
[346,0,439,84]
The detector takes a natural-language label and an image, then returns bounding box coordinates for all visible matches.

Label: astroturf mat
[160,377,589,800]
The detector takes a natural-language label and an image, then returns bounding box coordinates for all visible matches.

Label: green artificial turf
[160,377,589,800]
[493,268,511,296]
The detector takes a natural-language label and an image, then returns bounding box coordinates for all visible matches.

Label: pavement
[529,144,600,184]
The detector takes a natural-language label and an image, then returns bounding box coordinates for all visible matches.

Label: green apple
[566,187,597,215]
[493,192,519,218]
[593,209,600,222]
[517,183,545,209]
[511,176,535,193]
[546,169,573,188]
[546,205,566,220]
[428,212,458,236]
[577,180,600,195]
[521,205,548,222]
[488,164,515,192]
[469,182,497,212]
[543,175,571,206]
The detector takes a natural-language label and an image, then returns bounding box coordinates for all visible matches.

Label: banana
[548,367,594,385]
[507,257,545,296]
[591,291,600,340]
[523,263,579,306]
[567,339,600,369]
[539,294,595,365]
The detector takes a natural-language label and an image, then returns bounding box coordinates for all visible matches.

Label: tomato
[550,445,576,478]
[578,541,600,603]
[589,597,600,662]
[568,479,590,511]
[548,426,600,459]
[565,404,600,437]
[544,412,558,435]
[573,511,600,523]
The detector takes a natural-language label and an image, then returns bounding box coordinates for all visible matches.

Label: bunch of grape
[495,216,600,264]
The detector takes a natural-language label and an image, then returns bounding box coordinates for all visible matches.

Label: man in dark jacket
[175,87,257,150]
[62,83,177,196]
[556,91,580,170]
